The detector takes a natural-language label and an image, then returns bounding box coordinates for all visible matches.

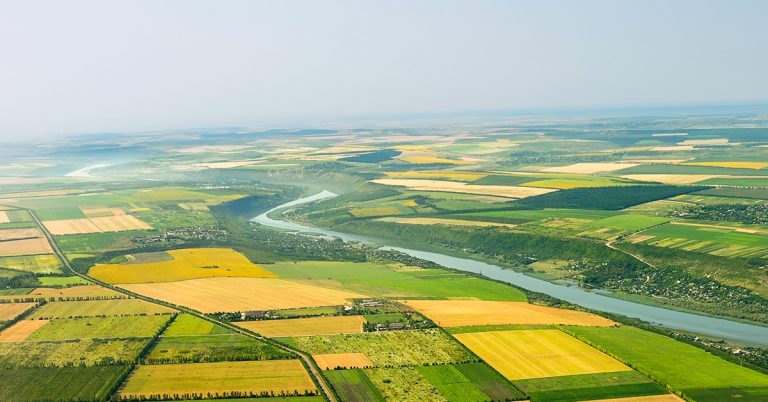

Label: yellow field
[90,248,277,284]
[454,329,631,380]
[0,211,8,223]
[42,215,151,235]
[0,302,36,320]
[371,179,555,199]
[540,163,639,174]
[651,145,696,151]
[236,316,365,337]
[621,174,717,184]
[0,228,44,241]
[584,395,684,402]
[384,171,488,181]
[0,320,48,342]
[313,353,374,370]
[81,207,125,217]
[120,277,365,313]
[118,360,316,398]
[401,199,418,207]
[404,300,615,327]
[0,238,53,257]
[349,207,402,218]
[399,156,473,165]
[379,217,516,228]
[682,161,768,169]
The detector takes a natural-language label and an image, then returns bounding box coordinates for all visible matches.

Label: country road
[28,209,337,402]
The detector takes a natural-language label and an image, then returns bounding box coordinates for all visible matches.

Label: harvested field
[80,207,125,217]
[28,285,122,298]
[120,277,365,313]
[313,353,374,370]
[384,171,488,181]
[0,320,48,341]
[30,299,175,319]
[404,300,615,327]
[237,316,365,337]
[682,161,768,169]
[540,163,639,174]
[679,138,729,145]
[0,238,53,257]
[0,228,42,241]
[43,215,151,235]
[455,329,630,380]
[0,211,7,223]
[584,395,684,402]
[0,254,60,274]
[371,178,555,199]
[0,302,36,320]
[90,247,276,284]
[379,217,517,228]
[650,145,694,151]
[621,174,718,184]
[118,360,316,398]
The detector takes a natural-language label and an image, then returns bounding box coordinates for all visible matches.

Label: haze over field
[1,0,768,139]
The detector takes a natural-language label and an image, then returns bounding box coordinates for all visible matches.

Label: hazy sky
[1,0,767,138]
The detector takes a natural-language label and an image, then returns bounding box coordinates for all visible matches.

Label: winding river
[253,190,768,346]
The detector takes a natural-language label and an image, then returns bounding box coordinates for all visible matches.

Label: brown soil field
[371,179,555,199]
[313,353,374,370]
[120,277,365,313]
[540,163,639,174]
[0,302,36,321]
[404,300,615,327]
[0,238,53,257]
[236,316,365,337]
[0,320,49,342]
[43,215,151,235]
[0,228,44,241]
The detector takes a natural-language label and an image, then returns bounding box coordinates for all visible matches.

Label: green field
[145,334,291,363]
[162,313,234,336]
[418,363,525,401]
[325,369,385,402]
[0,365,130,402]
[0,339,148,367]
[267,261,526,301]
[37,276,92,286]
[513,371,668,402]
[564,326,768,401]
[30,299,175,319]
[364,366,443,401]
[632,222,768,258]
[293,329,474,367]
[0,255,62,274]
[56,230,153,253]
[27,315,172,341]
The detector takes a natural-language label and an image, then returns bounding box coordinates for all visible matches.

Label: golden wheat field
[89,247,277,284]
[42,215,151,235]
[120,277,365,313]
[0,238,53,257]
[118,360,316,398]
[454,329,631,380]
[0,320,49,342]
[236,316,365,337]
[682,161,768,169]
[404,300,615,327]
[378,217,517,228]
[27,285,122,298]
[0,302,36,321]
[313,353,374,370]
[371,178,555,198]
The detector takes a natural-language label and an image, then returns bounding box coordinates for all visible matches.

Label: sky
[1,0,767,138]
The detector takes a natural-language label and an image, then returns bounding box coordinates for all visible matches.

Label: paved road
[29,209,337,402]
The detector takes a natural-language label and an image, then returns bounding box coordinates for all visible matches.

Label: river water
[252,190,768,346]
